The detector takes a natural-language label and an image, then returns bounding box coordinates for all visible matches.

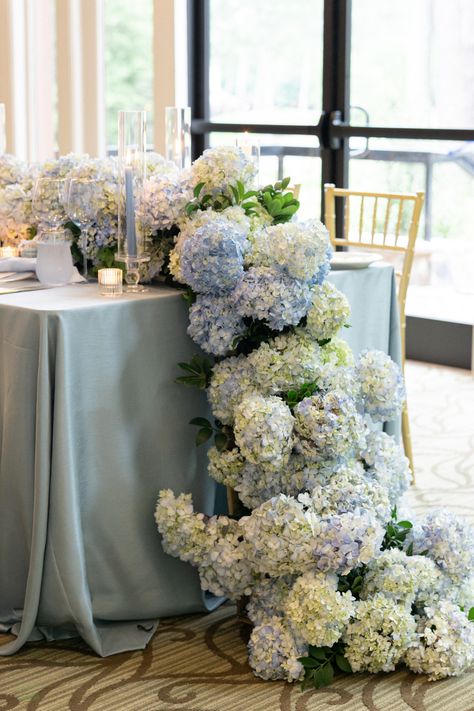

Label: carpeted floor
[1,361,473,711]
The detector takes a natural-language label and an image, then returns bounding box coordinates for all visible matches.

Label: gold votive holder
[0,246,20,258]
[98,268,123,297]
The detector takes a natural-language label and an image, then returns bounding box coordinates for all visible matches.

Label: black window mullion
[321,0,351,231]
[188,0,210,160]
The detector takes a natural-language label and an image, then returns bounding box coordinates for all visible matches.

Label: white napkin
[0,257,36,272]
[0,257,86,283]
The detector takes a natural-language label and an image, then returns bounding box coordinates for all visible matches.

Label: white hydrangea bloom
[294,390,365,462]
[285,571,354,646]
[405,601,474,680]
[357,349,406,423]
[242,495,315,576]
[307,460,392,523]
[249,220,330,283]
[343,593,417,673]
[320,337,354,367]
[246,575,295,626]
[198,516,253,599]
[306,282,351,341]
[137,174,191,234]
[234,394,294,468]
[207,447,245,487]
[406,510,474,584]
[246,330,322,395]
[190,146,257,198]
[233,454,307,509]
[154,489,211,565]
[0,154,27,187]
[207,355,257,426]
[360,548,445,605]
[361,430,412,506]
[248,617,307,682]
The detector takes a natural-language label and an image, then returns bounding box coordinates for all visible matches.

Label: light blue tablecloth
[0,264,400,657]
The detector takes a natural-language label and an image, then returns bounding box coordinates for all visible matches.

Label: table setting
[0,105,472,693]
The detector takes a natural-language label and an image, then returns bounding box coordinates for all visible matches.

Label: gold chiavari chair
[324,183,425,482]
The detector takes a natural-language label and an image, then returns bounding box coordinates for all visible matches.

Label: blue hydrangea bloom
[180,217,247,294]
[188,293,246,356]
[234,266,313,331]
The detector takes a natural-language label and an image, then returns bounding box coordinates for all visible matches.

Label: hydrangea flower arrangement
[153,145,473,691]
[2,147,472,688]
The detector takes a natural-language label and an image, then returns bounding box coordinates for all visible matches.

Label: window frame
[187,0,474,237]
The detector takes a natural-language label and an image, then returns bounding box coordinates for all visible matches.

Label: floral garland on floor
[2,147,473,688]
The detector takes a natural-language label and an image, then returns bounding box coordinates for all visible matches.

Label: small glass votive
[0,246,20,258]
[98,268,123,297]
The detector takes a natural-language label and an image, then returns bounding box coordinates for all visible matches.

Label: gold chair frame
[324,183,425,482]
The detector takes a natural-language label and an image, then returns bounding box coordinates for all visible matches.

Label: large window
[189,0,474,300]
[104,0,154,148]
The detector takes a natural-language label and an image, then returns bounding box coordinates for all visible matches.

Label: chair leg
[402,404,415,485]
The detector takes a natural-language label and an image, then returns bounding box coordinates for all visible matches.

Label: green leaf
[314,663,334,688]
[468,607,474,621]
[405,542,414,556]
[230,184,240,203]
[398,520,413,528]
[335,655,352,673]
[281,176,291,190]
[308,646,327,661]
[190,417,212,428]
[317,338,331,347]
[268,198,283,215]
[196,428,212,446]
[214,432,229,452]
[299,657,320,668]
[193,181,205,198]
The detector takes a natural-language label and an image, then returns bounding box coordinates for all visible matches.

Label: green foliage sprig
[189,417,234,451]
[176,355,213,390]
[257,177,300,223]
[282,382,320,411]
[184,177,299,224]
[337,565,366,599]
[299,643,352,690]
[383,507,416,554]
[185,180,258,216]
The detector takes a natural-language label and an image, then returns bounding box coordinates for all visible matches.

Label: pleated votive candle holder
[98,268,123,297]
[0,246,20,258]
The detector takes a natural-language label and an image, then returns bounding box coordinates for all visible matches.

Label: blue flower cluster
[181,218,248,294]
[188,294,246,356]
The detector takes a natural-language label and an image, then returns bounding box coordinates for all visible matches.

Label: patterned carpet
[1,361,473,711]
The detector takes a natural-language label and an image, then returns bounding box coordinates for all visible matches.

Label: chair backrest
[324,184,424,361]
[289,184,301,200]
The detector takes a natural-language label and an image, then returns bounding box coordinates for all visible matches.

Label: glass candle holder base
[124,261,148,293]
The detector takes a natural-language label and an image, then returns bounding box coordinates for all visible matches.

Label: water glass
[36,230,74,286]
[32,177,66,229]
[65,178,98,280]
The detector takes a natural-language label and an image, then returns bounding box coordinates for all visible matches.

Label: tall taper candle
[124,166,137,255]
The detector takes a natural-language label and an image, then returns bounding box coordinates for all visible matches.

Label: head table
[0,263,400,657]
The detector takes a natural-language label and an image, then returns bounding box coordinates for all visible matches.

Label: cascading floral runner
[1,146,473,692]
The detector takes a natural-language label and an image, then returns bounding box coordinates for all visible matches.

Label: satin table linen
[0,263,400,657]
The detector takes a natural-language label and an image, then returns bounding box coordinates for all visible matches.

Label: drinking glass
[36,230,74,286]
[66,178,97,280]
[32,177,67,230]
